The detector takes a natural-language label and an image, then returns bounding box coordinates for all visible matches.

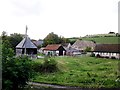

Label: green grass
[69,36,120,44]
[32,56,120,88]
[81,36,120,44]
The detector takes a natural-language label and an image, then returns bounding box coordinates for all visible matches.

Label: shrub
[32,62,42,72]
[96,54,101,58]
[2,56,34,89]
[111,56,116,59]
[32,57,58,73]
[42,57,58,73]
[85,47,91,52]
[90,53,95,57]
[42,57,57,72]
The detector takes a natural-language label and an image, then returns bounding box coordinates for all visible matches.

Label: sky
[0,0,119,40]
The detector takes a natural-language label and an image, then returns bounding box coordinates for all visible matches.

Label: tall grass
[32,56,120,88]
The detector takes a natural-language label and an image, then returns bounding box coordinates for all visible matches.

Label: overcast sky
[0,0,119,40]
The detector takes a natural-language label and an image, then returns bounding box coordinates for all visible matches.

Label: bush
[2,56,34,89]
[90,53,95,57]
[96,54,101,58]
[85,47,91,52]
[32,62,42,72]
[32,57,58,73]
[111,56,116,59]
[41,57,58,73]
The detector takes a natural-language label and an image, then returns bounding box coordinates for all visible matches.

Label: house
[62,43,71,50]
[43,44,66,56]
[16,36,37,57]
[72,39,96,51]
[93,44,120,59]
[32,39,44,47]
[66,47,81,56]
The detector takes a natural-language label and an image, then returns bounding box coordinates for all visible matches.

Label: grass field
[32,56,120,88]
[69,36,120,44]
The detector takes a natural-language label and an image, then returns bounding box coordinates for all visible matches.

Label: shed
[16,36,37,56]
[43,44,66,56]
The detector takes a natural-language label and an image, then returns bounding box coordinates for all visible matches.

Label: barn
[43,44,66,56]
[93,44,120,59]
[72,39,96,51]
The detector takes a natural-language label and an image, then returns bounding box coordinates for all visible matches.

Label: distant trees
[43,32,70,46]
[1,31,23,53]
[8,33,23,52]
[108,31,115,34]
[43,32,60,46]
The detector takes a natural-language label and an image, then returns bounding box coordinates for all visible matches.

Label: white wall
[94,52,120,59]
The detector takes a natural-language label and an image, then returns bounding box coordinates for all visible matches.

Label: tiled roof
[16,37,37,49]
[94,44,120,53]
[44,44,62,50]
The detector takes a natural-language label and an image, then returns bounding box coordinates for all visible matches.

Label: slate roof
[16,37,37,49]
[72,40,96,50]
[44,44,64,51]
[32,40,44,46]
[62,43,70,47]
[94,44,120,53]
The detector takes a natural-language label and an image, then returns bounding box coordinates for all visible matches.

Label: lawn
[32,56,120,88]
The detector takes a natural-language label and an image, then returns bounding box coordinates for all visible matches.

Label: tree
[8,33,23,52]
[2,33,33,89]
[85,47,92,52]
[1,31,8,43]
[2,56,33,89]
[43,32,60,46]
[59,36,70,44]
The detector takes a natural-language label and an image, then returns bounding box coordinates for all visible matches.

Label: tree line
[1,31,74,50]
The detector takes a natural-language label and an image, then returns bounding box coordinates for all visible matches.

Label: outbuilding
[16,36,37,57]
[43,44,66,56]
[93,44,120,59]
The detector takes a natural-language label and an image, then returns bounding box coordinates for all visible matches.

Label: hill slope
[69,36,120,44]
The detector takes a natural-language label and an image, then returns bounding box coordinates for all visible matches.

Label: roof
[16,37,37,49]
[44,44,64,51]
[32,40,44,46]
[94,44,120,53]
[62,43,70,47]
[72,40,96,50]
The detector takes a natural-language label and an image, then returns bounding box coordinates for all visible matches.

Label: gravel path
[28,82,81,89]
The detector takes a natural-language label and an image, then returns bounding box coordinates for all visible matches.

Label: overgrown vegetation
[32,56,58,73]
[2,56,33,89]
[33,56,120,88]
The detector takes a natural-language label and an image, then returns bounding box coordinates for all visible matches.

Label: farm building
[16,36,37,57]
[72,39,96,51]
[66,47,81,56]
[93,44,120,59]
[32,39,44,47]
[62,43,71,50]
[43,44,66,56]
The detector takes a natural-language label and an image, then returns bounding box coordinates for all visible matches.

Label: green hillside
[81,36,120,44]
[69,36,120,44]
